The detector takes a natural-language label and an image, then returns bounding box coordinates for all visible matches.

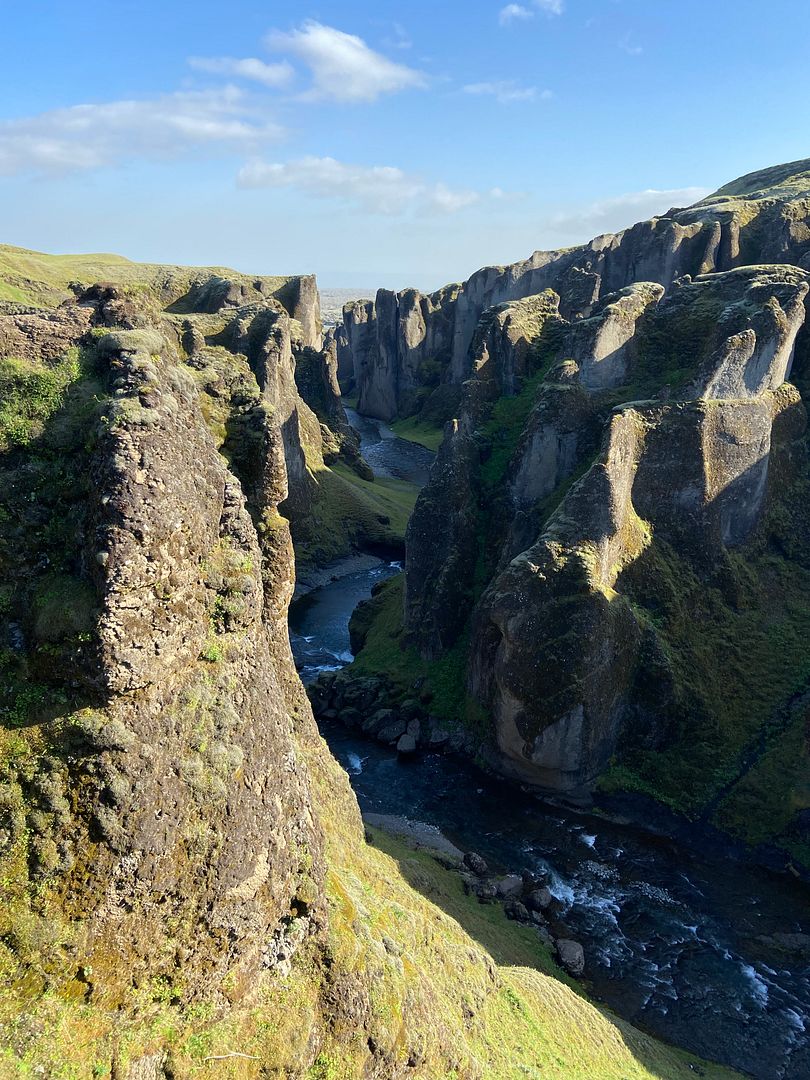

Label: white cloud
[0,88,283,176]
[237,156,482,215]
[499,4,534,25]
[188,56,294,87]
[464,81,550,104]
[267,21,426,103]
[535,0,564,13]
[545,187,711,239]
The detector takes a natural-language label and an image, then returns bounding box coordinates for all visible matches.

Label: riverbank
[293,581,810,1078]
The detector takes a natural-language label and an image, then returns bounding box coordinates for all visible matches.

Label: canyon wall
[351,160,810,868]
[341,158,810,421]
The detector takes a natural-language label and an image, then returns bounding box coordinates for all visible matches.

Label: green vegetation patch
[0,349,82,450]
[601,528,810,850]
[390,414,445,452]
[348,576,483,730]
[291,463,419,571]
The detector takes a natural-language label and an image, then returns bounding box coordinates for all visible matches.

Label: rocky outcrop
[87,330,324,995]
[294,332,370,477]
[343,284,459,420]
[381,171,810,865]
[340,158,810,422]
[407,264,810,786]
[570,282,664,391]
[0,294,327,1020]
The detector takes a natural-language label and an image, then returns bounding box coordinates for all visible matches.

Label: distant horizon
[3,1,809,286]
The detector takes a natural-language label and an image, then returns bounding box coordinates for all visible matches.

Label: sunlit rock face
[402,163,810,837]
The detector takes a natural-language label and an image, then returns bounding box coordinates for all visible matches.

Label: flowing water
[343,404,435,486]
[288,411,810,1080]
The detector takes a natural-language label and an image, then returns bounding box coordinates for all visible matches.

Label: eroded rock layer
[342,158,810,423]
[390,163,810,866]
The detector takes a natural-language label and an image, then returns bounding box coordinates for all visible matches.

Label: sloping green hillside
[0,243,290,308]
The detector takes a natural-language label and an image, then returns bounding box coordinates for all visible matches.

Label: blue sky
[2,0,809,290]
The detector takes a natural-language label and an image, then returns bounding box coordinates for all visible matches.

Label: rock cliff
[0,256,735,1080]
[349,161,810,871]
[340,157,810,422]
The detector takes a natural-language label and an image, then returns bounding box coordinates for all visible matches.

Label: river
[288,409,810,1080]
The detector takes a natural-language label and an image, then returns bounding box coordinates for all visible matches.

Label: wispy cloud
[544,186,711,239]
[499,1,563,27]
[237,156,483,215]
[188,56,294,87]
[618,33,643,55]
[384,22,413,50]
[0,87,282,177]
[267,21,426,103]
[499,4,534,25]
[464,80,551,104]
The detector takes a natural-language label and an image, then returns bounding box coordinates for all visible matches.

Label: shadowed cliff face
[0,267,743,1080]
[342,158,810,423]
[393,166,810,864]
[0,286,329,1012]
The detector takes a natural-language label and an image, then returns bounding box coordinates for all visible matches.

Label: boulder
[337,707,361,730]
[557,939,585,976]
[504,901,531,923]
[495,875,524,900]
[526,887,553,912]
[363,708,397,737]
[425,724,450,749]
[396,733,417,755]
[473,882,498,903]
[463,852,490,877]
[378,718,407,745]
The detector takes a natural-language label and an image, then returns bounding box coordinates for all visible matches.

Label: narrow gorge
[1,158,809,1080]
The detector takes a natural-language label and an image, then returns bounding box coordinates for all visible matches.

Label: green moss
[291,462,419,572]
[0,351,82,450]
[600,525,810,850]
[389,415,445,452]
[348,576,477,728]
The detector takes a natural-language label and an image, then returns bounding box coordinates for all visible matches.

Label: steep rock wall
[394,241,810,862]
[342,158,810,421]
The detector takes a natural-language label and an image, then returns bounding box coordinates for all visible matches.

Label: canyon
[333,158,810,879]
[1,157,809,1080]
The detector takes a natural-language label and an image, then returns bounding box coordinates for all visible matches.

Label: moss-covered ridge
[344,258,810,869]
[0,243,293,311]
[0,259,742,1080]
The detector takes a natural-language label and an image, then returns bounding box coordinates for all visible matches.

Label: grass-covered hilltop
[334,158,810,875]
[0,243,746,1078]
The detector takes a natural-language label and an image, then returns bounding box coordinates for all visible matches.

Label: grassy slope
[0,244,289,308]
[291,460,420,573]
[389,415,445,452]
[348,576,478,731]
[1,738,742,1079]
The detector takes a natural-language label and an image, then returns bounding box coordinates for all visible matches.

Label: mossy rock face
[338,158,810,426]
[375,203,810,868]
[0,296,326,1026]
